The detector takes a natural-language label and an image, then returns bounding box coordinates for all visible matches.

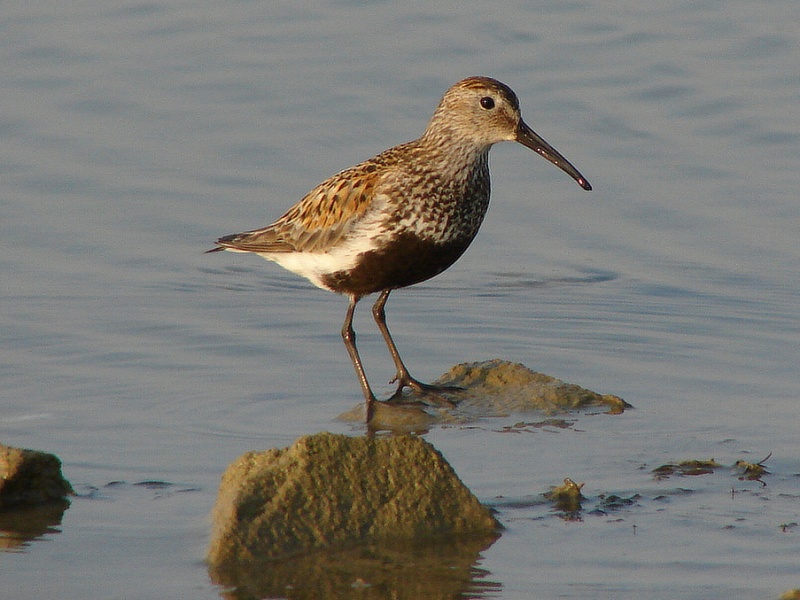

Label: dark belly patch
[321,233,472,296]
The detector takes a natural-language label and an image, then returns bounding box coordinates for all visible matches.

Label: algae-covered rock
[339,359,631,430]
[438,359,630,415]
[0,444,73,509]
[208,432,500,567]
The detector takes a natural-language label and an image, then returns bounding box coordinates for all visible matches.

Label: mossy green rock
[208,432,499,566]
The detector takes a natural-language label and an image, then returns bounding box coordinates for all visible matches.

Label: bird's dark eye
[479,96,495,110]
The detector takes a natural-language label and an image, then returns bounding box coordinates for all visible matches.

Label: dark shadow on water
[487,267,618,290]
[209,533,501,600]
[462,267,618,299]
[0,500,69,551]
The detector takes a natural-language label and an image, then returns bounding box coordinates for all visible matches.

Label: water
[2,1,799,598]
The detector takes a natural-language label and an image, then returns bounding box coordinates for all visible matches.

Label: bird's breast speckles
[371,148,491,245]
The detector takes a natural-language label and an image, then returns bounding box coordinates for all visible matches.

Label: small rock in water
[545,477,586,515]
[207,432,500,566]
[0,444,73,509]
[438,359,631,415]
[340,359,631,429]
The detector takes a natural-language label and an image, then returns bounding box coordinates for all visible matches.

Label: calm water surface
[2,1,799,598]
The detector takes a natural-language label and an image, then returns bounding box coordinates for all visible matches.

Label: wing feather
[211,164,381,254]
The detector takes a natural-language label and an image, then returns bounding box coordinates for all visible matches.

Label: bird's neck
[417,130,491,181]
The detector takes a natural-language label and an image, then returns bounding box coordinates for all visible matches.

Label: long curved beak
[517,120,592,191]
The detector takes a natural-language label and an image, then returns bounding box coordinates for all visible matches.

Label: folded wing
[210,165,380,255]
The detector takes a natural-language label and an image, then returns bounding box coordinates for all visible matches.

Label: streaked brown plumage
[209,76,591,424]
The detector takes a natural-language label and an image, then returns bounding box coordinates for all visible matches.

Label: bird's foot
[386,375,463,407]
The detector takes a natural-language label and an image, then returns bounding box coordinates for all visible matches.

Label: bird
[208,76,591,424]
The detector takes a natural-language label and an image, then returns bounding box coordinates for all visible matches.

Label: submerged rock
[0,444,73,509]
[208,432,500,567]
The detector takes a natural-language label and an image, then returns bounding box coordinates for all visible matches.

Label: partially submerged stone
[208,432,499,567]
[0,444,73,509]
[652,458,722,480]
[339,359,631,429]
[545,478,585,515]
[438,360,630,415]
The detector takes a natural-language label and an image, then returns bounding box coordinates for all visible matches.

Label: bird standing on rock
[209,76,592,424]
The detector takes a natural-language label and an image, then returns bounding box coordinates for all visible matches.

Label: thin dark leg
[341,294,375,423]
[371,290,461,402]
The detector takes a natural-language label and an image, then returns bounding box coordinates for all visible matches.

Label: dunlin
[209,76,591,423]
